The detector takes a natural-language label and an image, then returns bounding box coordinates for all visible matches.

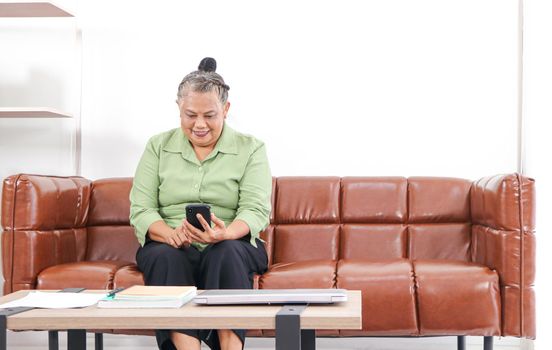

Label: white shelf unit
[0,2,81,175]
[0,107,72,118]
[0,2,73,17]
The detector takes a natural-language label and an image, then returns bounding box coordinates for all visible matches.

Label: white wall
[78,0,518,179]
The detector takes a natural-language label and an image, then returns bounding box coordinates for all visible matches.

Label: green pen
[106,287,125,300]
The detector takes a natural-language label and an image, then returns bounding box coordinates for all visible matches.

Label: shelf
[0,107,73,118]
[0,2,73,17]
[0,1,79,174]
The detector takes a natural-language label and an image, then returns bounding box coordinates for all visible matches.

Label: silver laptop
[193,289,348,305]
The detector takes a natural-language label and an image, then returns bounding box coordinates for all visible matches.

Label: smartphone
[185,204,211,231]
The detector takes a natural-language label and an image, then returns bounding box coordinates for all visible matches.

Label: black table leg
[275,305,310,350]
[0,315,6,350]
[49,331,59,350]
[67,330,86,350]
[95,333,103,350]
[301,329,315,350]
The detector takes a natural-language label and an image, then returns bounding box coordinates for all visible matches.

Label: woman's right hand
[165,225,191,249]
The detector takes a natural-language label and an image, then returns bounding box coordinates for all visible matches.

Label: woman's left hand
[183,212,227,244]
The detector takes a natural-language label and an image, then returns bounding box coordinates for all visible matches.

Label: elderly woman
[130,57,271,350]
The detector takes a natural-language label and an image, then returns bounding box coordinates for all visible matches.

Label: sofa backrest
[271,176,472,264]
[86,178,139,263]
[0,174,470,267]
[82,176,473,265]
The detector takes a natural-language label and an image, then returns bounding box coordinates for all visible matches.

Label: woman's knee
[202,240,247,267]
[212,239,244,253]
[138,243,200,285]
[139,242,193,267]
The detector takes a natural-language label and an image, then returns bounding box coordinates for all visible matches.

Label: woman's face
[177,90,230,149]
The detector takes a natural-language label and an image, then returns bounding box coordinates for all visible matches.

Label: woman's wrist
[147,220,176,243]
[225,220,250,240]
[219,228,232,241]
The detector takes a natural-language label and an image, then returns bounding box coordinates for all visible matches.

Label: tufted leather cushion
[275,177,340,224]
[37,261,133,290]
[414,260,500,336]
[86,226,140,263]
[337,259,417,335]
[341,177,407,223]
[471,174,535,231]
[408,177,471,223]
[1,175,91,231]
[340,224,407,260]
[273,225,339,263]
[260,260,336,289]
[409,223,471,261]
[113,264,144,288]
[88,178,132,226]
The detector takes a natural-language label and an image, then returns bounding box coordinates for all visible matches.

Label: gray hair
[177,71,230,105]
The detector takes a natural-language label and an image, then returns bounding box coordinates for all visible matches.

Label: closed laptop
[193,289,348,305]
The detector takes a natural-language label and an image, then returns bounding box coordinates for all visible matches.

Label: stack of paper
[0,291,106,309]
[97,286,197,308]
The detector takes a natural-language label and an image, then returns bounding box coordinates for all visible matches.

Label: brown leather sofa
[1,173,535,345]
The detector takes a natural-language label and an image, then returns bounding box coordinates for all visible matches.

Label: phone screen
[186,204,211,231]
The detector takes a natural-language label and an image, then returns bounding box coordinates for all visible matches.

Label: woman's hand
[164,225,192,249]
[183,213,227,244]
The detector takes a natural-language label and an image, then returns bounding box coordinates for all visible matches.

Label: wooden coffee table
[0,290,361,350]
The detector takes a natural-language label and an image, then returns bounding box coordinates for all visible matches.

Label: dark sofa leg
[484,336,493,350]
[457,336,466,350]
[95,333,103,350]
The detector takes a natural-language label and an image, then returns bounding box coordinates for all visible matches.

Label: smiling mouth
[193,130,209,137]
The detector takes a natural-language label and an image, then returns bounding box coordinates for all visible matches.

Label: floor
[6,331,528,349]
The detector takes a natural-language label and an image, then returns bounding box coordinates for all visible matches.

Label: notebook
[193,289,348,305]
[97,286,197,308]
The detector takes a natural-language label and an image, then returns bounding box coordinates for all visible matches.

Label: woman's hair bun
[198,57,217,72]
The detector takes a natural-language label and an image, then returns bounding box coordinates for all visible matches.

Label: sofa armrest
[1,174,92,294]
[470,173,535,338]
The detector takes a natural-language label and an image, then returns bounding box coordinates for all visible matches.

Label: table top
[0,290,362,331]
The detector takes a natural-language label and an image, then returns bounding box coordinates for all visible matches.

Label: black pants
[136,237,268,350]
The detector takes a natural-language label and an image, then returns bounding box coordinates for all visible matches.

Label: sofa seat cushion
[259,259,338,336]
[259,260,337,289]
[36,260,133,290]
[113,264,145,288]
[337,259,418,336]
[414,260,500,336]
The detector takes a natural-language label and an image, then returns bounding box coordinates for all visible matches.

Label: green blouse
[129,123,272,251]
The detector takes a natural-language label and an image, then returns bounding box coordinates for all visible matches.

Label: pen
[106,287,125,299]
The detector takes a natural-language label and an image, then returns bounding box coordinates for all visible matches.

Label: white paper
[0,291,107,309]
